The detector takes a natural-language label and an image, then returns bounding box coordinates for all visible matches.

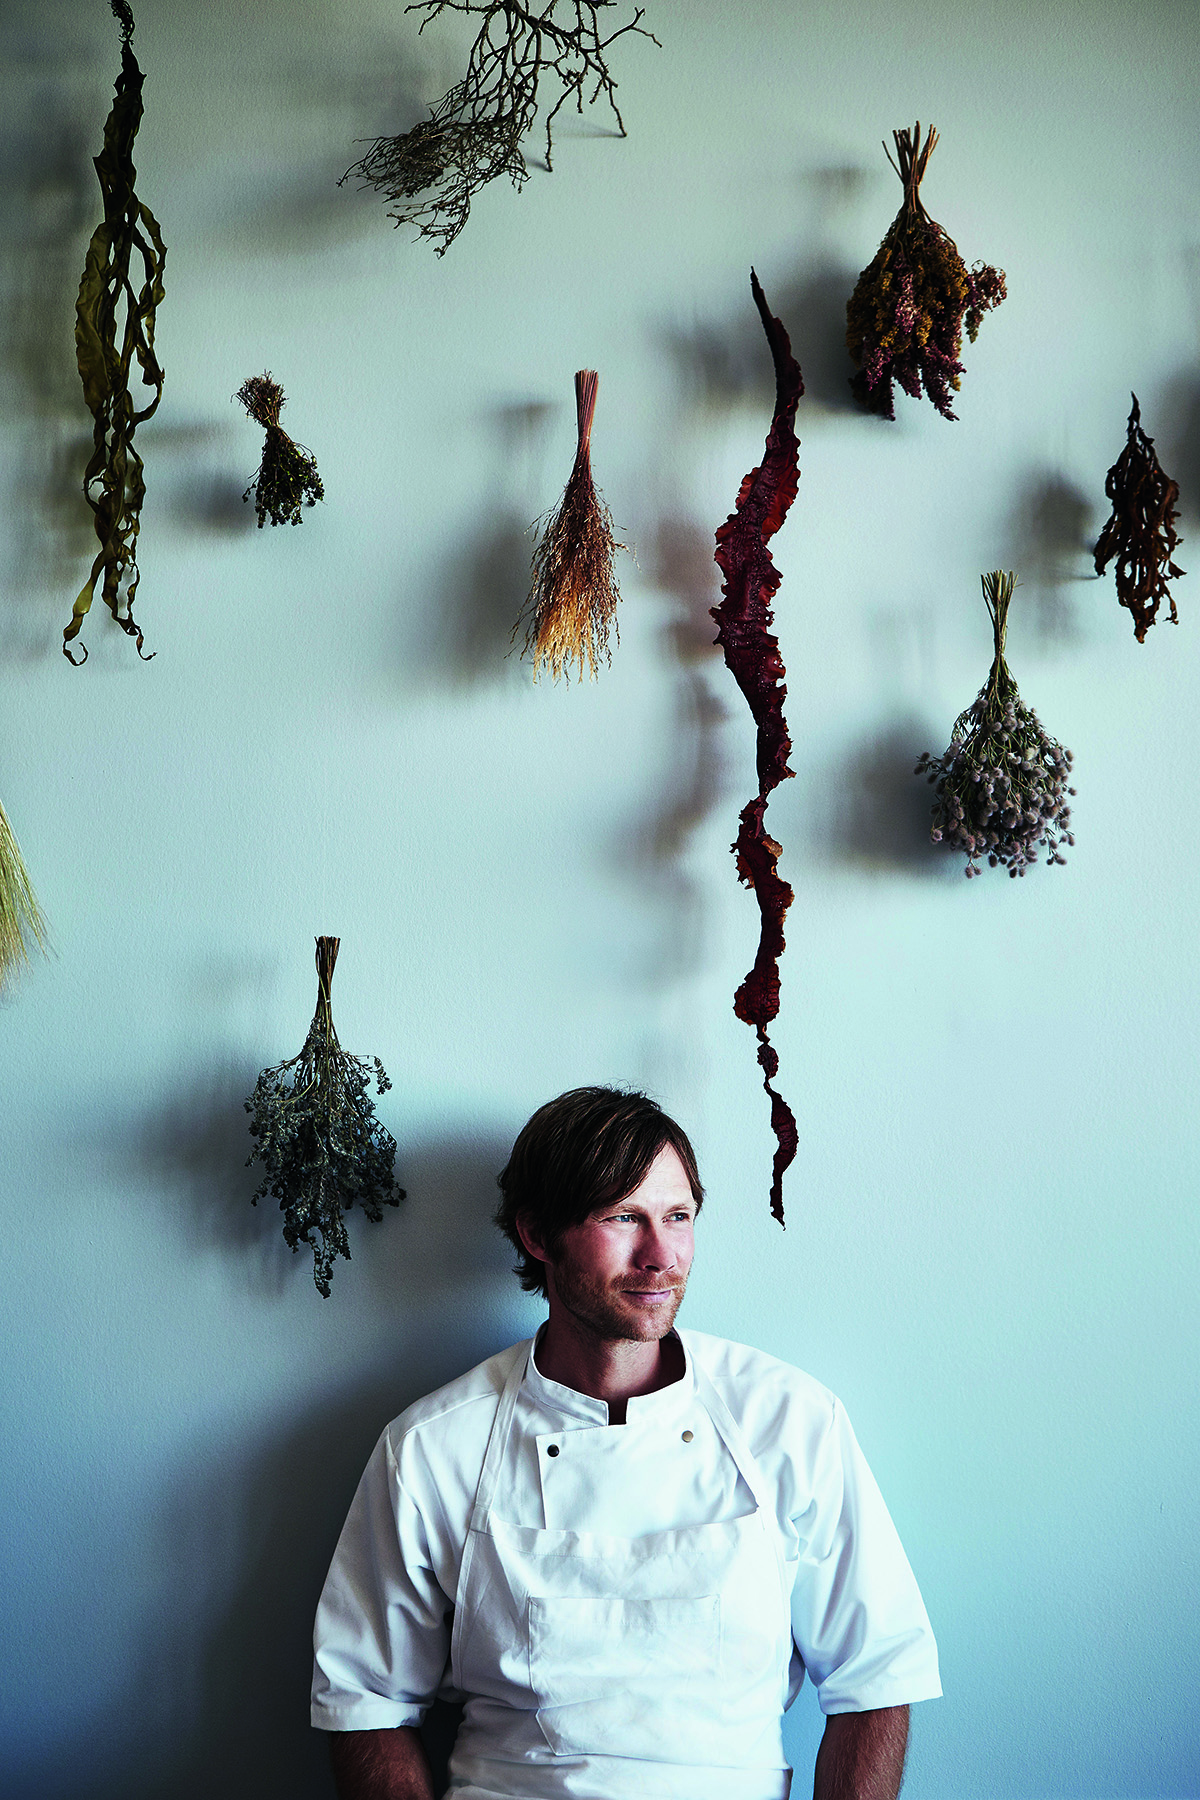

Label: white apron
[445,1342,795,1800]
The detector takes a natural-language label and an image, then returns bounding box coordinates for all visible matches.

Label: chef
[312,1087,941,1799]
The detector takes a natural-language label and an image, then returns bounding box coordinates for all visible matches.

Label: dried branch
[846,123,1005,420]
[340,1,658,253]
[236,374,325,528]
[66,0,165,663]
[711,271,802,1226]
[1093,394,1184,642]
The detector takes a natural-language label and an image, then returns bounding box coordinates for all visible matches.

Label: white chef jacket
[312,1328,941,1743]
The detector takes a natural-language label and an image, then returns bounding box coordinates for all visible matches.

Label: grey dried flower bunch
[245,938,403,1296]
[915,572,1075,878]
[236,373,324,528]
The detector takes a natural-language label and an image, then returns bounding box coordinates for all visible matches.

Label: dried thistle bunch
[66,0,165,663]
[1093,393,1184,642]
[245,938,404,1297]
[236,374,324,528]
[517,369,624,680]
[0,800,49,990]
[915,573,1075,878]
[847,123,1005,421]
[341,1,657,254]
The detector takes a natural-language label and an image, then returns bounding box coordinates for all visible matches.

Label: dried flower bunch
[517,369,624,680]
[236,373,325,528]
[1093,393,1184,642]
[915,572,1075,878]
[846,123,1005,421]
[245,938,404,1297]
[0,801,49,990]
[711,272,803,1225]
[340,1,657,253]
[65,0,166,663]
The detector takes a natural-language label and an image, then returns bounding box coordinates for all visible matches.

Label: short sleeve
[789,1398,942,1714]
[311,1428,454,1731]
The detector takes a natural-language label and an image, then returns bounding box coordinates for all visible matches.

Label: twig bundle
[517,370,624,681]
[846,123,1005,421]
[915,573,1075,878]
[245,938,404,1297]
[236,374,325,528]
[66,0,165,663]
[1093,394,1184,642]
[0,800,49,989]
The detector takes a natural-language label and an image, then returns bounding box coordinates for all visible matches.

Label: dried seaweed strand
[236,374,325,528]
[0,799,49,990]
[711,271,802,1226]
[1093,394,1184,642]
[340,1,658,254]
[66,0,165,663]
[846,122,1005,421]
[245,937,404,1298]
[517,369,624,680]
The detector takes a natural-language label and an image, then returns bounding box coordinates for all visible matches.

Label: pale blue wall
[1,1,1197,1795]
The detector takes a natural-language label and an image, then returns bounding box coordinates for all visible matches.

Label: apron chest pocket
[528,1593,721,1759]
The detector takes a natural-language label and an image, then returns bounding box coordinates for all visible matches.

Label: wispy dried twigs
[236,374,325,528]
[341,1,657,253]
[1093,394,1184,642]
[0,801,49,990]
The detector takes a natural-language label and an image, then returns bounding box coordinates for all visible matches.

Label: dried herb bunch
[1093,394,1184,642]
[245,938,404,1297]
[66,0,165,664]
[341,1,657,253]
[517,369,623,680]
[846,123,1005,421]
[0,800,49,990]
[916,572,1075,879]
[236,374,325,528]
[711,272,803,1225]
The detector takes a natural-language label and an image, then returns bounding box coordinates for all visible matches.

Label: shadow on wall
[1162,370,1200,523]
[813,714,956,880]
[1001,467,1095,644]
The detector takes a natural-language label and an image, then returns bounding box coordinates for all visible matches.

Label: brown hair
[495,1087,704,1298]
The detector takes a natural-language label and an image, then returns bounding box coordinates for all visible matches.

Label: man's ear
[514,1211,549,1266]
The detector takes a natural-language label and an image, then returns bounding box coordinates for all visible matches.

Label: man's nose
[633,1224,675,1270]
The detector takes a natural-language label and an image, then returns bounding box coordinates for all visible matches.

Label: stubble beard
[551,1262,687,1345]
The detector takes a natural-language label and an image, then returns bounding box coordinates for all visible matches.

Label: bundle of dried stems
[1093,394,1184,642]
[236,374,325,528]
[0,801,49,990]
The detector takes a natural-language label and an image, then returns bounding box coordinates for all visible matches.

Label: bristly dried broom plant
[0,800,49,991]
[340,1,658,254]
[236,374,325,528]
[517,369,624,680]
[846,123,1005,421]
[1093,393,1184,642]
[66,0,165,664]
[245,938,404,1298]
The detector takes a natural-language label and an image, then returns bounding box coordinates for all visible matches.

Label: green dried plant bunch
[516,369,624,680]
[1093,393,1184,642]
[236,373,325,528]
[66,0,165,664]
[0,800,49,990]
[341,1,658,254]
[846,123,1005,421]
[245,938,404,1297]
[915,573,1075,878]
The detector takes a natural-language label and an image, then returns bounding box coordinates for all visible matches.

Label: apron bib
[446,1342,794,1800]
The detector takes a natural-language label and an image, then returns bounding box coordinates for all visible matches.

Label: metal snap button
[682,1430,694,1443]
[546,1444,560,1457]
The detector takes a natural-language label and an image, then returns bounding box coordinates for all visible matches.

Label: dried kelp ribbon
[1093,394,1184,642]
[0,799,49,990]
[340,1,657,254]
[516,369,624,681]
[711,271,802,1226]
[245,937,404,1298]
[236,374,325,528]
[846,122,1005,421]
[66,0,165,664]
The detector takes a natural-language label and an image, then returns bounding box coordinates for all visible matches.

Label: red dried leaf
[711,271,802,1225]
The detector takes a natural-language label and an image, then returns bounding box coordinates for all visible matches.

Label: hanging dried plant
[915,572,1075,878]
[65,0,165,664]
[236,374,325,528]
[245,938,404,1297]
[0,800,49,990]
[711,272,802,1226]
[340,1,657,254]
[1093,394,1184,642]
[846,123,1005,421]
[516,369,624,680]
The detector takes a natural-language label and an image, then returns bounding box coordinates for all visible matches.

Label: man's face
[535,1146,698,1344]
